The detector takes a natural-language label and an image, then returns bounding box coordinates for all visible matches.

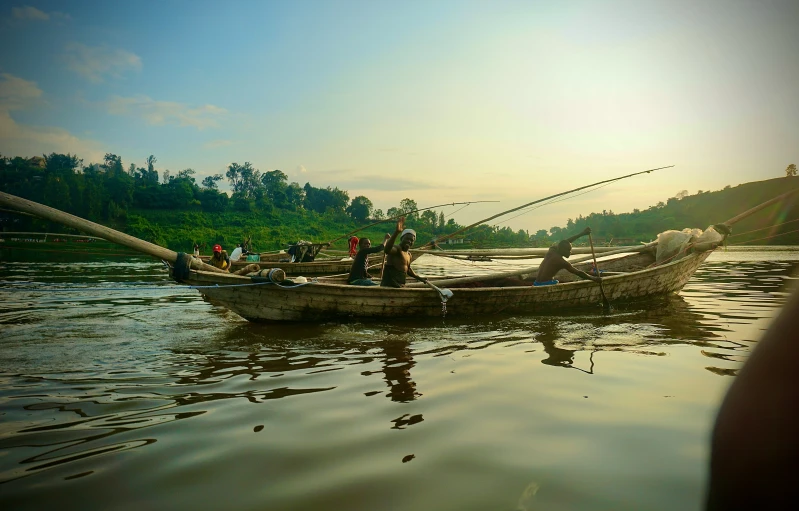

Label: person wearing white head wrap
[381,217,428,288]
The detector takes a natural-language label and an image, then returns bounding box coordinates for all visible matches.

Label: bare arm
[384,217,404,254]
[564,261,601,282]
[565,226,592,244]
[408,264,427,283]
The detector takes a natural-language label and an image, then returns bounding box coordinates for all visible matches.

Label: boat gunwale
[180,248,708,294]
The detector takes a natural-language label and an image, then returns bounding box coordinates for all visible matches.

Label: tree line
[0,152,531,248]
[5,152,795,250]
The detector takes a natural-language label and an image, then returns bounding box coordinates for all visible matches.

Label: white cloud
[0,73,105,162]
[104,95,227,130]
[203,139,233,149]
[0,73,42,110]
[12,5,48,20]
[296,165,307,173]
[64,42,141,83]
[10,5,70,22]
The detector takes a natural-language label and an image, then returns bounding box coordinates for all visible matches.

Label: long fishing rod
[419,165,673,249]
[326,200,499,245]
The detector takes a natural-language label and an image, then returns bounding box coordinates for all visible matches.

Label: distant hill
[546,176,799,246]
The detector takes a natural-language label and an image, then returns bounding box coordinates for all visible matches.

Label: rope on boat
[728,218,799,238]
[728,228,799,245]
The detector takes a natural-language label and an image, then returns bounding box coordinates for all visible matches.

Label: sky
[0,0,797,233]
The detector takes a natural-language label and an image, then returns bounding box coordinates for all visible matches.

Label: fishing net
[655,226,724,263]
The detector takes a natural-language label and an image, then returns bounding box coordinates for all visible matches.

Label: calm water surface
[1,247,797,510]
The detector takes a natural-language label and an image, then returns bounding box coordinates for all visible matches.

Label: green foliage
[7,151,799,252]
[539,179,799,246]
[346,196,373,222]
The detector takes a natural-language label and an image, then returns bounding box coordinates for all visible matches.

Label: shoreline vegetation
[2,153,799,253]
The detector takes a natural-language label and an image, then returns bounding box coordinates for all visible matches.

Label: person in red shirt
[348,236,359,258]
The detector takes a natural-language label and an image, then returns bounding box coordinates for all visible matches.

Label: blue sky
[1,0,797,232]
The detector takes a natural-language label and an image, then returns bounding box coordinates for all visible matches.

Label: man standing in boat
[534,227,602,285]
[381,217,429,288]
[348,234,391,286]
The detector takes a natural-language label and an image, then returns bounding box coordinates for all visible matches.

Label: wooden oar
[588,233,611,310]
[0,191,229,274]
[425,280,453,303]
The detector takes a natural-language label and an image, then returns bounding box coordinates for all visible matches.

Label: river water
[1,247,797,510]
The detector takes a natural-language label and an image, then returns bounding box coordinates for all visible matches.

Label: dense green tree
[303,183,349,214]
[787,164,797,177]
[201,174,223,190]
[346,196,373,222]
[226,162,261,199]
[103,153,124,176]
[261,169,288,205]
[284,182,305,210]
[420,210,437,230]
[398,198,418,219]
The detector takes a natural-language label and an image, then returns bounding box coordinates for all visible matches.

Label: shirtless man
[534,227,602,285]
[381,217,429,288]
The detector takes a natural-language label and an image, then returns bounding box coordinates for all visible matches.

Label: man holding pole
[534,227,602,286]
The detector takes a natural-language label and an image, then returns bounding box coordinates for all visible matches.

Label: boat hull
[179,250,713,322]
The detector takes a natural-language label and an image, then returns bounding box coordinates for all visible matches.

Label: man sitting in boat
[534,227,602,286]
[230,244,243,262]
[381,217,429,288]
[209,244,231,271]
[347,234,391,286]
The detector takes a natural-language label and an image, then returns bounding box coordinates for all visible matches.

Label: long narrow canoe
[175,247,716,322]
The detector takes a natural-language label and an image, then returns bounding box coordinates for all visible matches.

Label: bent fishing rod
[326,200,499,245]
[419,165,674,249]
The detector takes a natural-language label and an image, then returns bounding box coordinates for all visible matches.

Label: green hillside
[543,177,799,246]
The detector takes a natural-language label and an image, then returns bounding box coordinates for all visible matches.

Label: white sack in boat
[656,228,703,263]
[696,225,724,245]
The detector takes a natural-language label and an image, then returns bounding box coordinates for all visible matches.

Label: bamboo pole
[406,242,658,287]
[420,165,673,248]
[722,188,799,226]
[0,191,230,274]
[413,245,639,258]
[326,200,499,245]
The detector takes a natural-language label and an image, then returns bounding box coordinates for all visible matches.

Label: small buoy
[294,276,307,283]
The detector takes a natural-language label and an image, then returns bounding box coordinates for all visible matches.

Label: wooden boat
[1,188,794,324]
[175,244,714,321]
